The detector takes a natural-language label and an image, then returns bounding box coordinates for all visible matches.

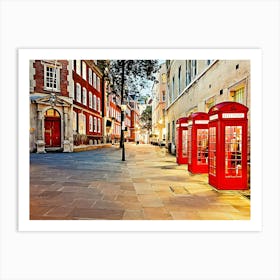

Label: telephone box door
[187,112,209,174]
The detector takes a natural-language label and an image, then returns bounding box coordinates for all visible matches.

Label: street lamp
[121,103,127,161]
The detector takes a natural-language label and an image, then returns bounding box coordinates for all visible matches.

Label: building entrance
[44,109,61,147]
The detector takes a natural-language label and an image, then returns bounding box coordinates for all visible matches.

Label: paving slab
[30,143,250,220]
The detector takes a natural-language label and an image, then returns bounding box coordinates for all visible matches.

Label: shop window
[197,129,208,165]
[225,126,242,177]
[209,127,216,176]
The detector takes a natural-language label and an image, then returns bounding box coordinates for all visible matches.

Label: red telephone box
[187,112,209,174]
[208,101,249,190]
[176,117,189,164]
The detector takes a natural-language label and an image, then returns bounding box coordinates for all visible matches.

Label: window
[172,76,175,101]
[76,60,81,75]
[93,73,97,88]
[186,60,191,86]
[98,118,101,133]
[225,126,242,177]
[97,97,100,112]
[78,113,86,135]
[89,92,93,108]
[161,73,166,83]
[89,115,93,132]
[162,90,166,102]
[94,117,97,132]
[76,83,81,102]
[178,66,181,95]
[82,87,87,105]
[197,129,208,165]
[82,61,87,80]
[192,60,197,78]
[232,87,244,103]
[209,127,216,176]
[88,68,92,85]
[44,65,60,91]
[172,120,175,144]
[72,111,77,132]
[97,77,100,92]
[93,95,97,110]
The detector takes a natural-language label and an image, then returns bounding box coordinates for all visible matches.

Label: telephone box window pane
[187,127,192,164]
[225,126,242,177]
[197,129,208,165]
[209,127,216,176]
[182,130,188,157]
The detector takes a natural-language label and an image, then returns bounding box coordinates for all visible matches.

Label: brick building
[72,60,103,145]
[29,60,74,153]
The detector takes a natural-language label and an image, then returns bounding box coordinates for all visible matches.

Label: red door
[45,117,61,147]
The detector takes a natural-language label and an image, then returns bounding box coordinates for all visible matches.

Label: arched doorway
[44,109,61,147]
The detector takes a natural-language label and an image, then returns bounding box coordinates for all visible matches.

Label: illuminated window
[233,87,244,103]
[225,126,242,177]
[197,129,208,165]
[209,127,216,175]
[45,109,60,117]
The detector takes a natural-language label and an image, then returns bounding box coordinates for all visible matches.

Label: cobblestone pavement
[30,143,250,220]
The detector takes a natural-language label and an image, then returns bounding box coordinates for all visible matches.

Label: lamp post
[120,60,126,161]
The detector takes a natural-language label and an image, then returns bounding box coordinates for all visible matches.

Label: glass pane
[197,129,208,165]
[209,126,216,176]
[182,130,188,157]
[187,127,192,164]
[225,126,242,177]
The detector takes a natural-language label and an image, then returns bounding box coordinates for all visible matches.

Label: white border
[19,48,262,232]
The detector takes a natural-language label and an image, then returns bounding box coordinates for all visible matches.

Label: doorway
[44,109,61,147]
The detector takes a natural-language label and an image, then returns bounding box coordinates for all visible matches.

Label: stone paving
[30,143,250,220]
